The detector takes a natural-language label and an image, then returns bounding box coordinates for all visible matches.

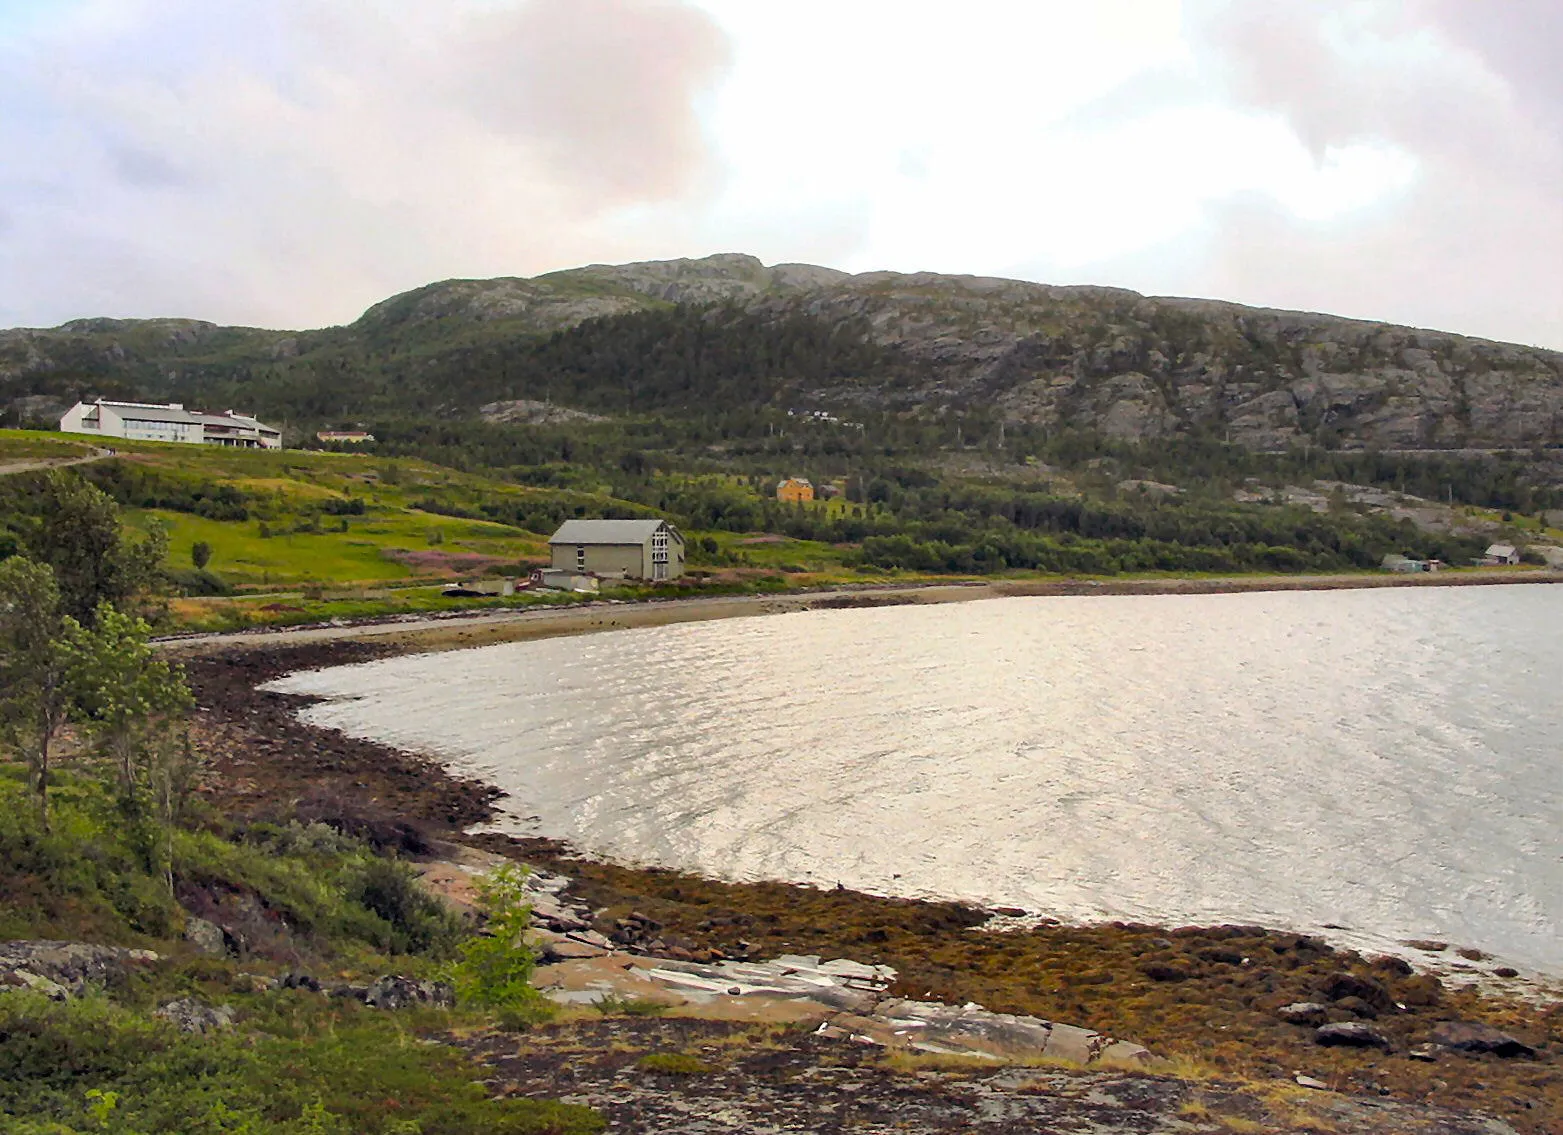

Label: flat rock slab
[871,998,1151,1065]
[533,953,1149,1067]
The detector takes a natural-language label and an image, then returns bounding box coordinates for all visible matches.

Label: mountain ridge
[3,253,1560,452]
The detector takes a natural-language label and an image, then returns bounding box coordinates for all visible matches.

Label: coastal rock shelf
[418,843,1153,1067]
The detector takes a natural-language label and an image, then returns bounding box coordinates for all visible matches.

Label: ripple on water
[264,586,1563,972]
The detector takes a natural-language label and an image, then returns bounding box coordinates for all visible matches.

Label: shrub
[447,864,551,1021]
[166,568,231,597]
[349,858,466,957]
[636,1052,712,1075]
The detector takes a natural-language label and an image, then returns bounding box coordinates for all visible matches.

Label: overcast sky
[1,0,1559,348]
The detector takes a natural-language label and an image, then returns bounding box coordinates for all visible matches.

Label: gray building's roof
[1486,544,1518,557]
[100,401,203,425]
[85,400,279,433]
[193,411,280,434]
[549,519,677,545]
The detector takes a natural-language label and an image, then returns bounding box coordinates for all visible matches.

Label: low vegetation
[0,498,600,1133]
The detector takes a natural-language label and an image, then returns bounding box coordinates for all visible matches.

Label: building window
[576,546,585,570]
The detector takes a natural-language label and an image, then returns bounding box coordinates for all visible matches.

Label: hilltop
[3,254,1561,452]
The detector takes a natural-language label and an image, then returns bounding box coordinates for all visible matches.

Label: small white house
[1483,543,1521,566]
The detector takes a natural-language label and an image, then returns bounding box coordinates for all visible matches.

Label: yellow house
[776,477,814,503]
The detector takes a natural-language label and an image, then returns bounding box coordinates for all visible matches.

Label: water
[265,587,1563,971]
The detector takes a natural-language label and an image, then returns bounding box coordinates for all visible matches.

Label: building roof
[779,477,813,487]
[193,411,280,434]
[548,518,676,545]
[100,401,203,425]
[1486,544,1518,557]
[81,400,279,433]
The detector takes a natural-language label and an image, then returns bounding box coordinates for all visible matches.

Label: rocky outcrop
[0,941,160,998]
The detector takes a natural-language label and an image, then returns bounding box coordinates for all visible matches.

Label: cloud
[1176,0,1563,348]
[446,0,730,206]
[0,0,731,328]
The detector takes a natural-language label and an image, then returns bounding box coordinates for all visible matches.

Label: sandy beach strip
[157,567,1561,658]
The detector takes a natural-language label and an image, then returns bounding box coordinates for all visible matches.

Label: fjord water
[267,587,1563,970]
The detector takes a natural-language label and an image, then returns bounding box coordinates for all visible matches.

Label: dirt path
[0,448,112,477]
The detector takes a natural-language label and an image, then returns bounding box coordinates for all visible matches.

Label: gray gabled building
[547,519,685,581]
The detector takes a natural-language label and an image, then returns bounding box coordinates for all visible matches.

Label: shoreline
[179,625,1563,1131]
[159,566,1562,657]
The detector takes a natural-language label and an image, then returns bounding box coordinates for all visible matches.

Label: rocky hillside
[4,254,1561,451]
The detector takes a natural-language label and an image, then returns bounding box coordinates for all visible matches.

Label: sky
[0,0,1559,349]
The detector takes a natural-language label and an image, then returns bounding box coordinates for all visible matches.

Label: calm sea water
[265,587,1563,971]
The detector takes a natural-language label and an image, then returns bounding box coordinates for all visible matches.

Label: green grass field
[146,509,551,588]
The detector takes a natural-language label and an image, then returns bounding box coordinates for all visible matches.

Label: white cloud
[0,0,1557,350]
[0,0,732,328]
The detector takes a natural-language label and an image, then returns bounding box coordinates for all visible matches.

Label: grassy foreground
[0,767,602,1134]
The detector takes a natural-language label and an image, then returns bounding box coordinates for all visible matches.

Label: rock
[154,997,235,1034]
[1276,1002,1330,1027]
[280,970,322,993]
[1294,1074,1330,1090]
[0,969,70,1000]
[1139,963,1191,982]
[184,917,229,958]
[362,975,454,1011]
[1333,996,1380,1020]
[1403,940,1448,952]
[538,936,611,963]
[1369,955,1414,978]
[990,907,1027,918]
[0,941,160,997]
[1492,967,1519,979]
[1317,972,1395,1014]
[1429,1021,1536,1059]
[1315,1022,1392,1051]
[232,973,276,995]
[1408,1043,1444,1062]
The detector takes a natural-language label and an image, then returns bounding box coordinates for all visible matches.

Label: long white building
[59,400,282,449]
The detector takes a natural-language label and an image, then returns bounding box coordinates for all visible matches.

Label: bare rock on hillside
[0,941,160,997]
[155,997,235,1034]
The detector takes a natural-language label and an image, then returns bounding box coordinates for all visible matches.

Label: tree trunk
[36,730,49,834]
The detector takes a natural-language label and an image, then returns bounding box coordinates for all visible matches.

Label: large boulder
[1429,1021,1537,1059]
[183,917,229,958]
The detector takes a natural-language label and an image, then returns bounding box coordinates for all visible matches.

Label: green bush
[636,1052,712,1075]
[349,859,466,957]
[447,864,551,1021]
